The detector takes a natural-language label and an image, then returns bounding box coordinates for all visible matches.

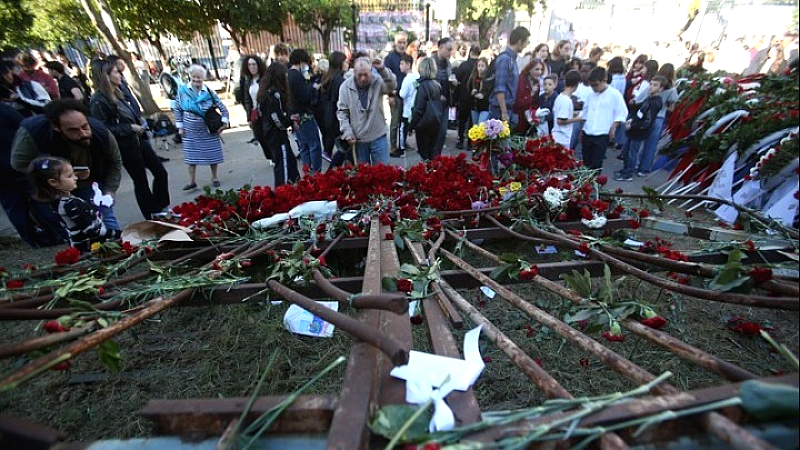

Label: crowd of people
[1,29,798,250]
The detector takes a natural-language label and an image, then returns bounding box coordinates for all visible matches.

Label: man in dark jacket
[383,31,408,157]
[454,45,480,149]
[433,37,455,155]
[0,103,37,245]
[11,99,123,232]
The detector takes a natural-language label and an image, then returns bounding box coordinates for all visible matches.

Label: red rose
[578,243,591,255]
[317,255,327,267]
[628,219,641,229]
[52,360,72,371]
[482,356,493,363]
[5,279,24,289]
[384,232,394,240]
[640,316,668,329]
[596,175,608,186]
[601,331,626,342]
[54,247,81,265]
[744,240,756,252]
[580,207,594,220]
[748,267,772,284]
[396,278,413,293]
[410,315,424,325]
[638,209,650,218]
[43,320,70,333]
[730,320,761,337]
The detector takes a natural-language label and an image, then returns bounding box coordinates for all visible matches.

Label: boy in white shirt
[393,54,417,157]
[552,70,581,148]
[579,67,628,170]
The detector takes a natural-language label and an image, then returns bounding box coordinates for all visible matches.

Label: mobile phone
[73,166,90,172]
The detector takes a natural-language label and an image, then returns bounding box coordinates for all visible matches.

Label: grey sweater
[337,67,396,143]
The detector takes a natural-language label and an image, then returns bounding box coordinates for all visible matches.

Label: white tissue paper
[283,301,338,338]
[91,182,114,207]
[390,325,485,432]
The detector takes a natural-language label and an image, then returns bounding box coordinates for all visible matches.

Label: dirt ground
[0,209,798,442]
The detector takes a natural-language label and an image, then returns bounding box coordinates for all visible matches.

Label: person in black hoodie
[90,59,169,220]
[258,63,299,186]
[319,51,350,168]
[287,49,324,173]
[409,57,442,161]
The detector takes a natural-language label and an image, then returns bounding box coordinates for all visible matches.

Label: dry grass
[0,210,797,442]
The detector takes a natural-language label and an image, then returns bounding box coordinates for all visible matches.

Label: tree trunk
[79,0,161,115]
[148,36,168,72]
[322,23,332,55]
[206,36,221,80]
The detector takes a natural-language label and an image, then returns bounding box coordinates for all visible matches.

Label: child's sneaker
[614,174,633,181]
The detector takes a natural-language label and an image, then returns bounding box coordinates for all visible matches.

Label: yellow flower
[499,121,511,138]
[91,242,101,252]
[509,182,522,192]
[498,187,508,196]
[468,124,486,141]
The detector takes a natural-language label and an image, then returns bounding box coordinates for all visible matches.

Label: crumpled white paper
[283,301,338,338]
[390,325,485,432]
[251,201,338,229]
[91,181,114,207]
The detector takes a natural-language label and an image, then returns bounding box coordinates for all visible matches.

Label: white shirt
[574,83,592,104]
[248,78,259,110]
[551,92,574,147]
[399,72,419,119]
[580,85,627,136]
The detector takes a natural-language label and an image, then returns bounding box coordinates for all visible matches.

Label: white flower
[543,187,566,210]
[581,214,607,229]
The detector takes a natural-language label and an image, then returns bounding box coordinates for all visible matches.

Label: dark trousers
[582,134,610,170]
[267,134,300,187]
[456,103,470,144]
[398,118,409,152]
[416,128,437,161]
[120,137,170,219]
[434,103,449,156]
[0,174,35,246]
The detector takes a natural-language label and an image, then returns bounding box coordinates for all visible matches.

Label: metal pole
[351,2,358,50]
[425,2,431,43]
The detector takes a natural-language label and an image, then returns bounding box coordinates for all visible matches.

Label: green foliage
[97,339,123,372]
[288,0,352,54]
[0,0,34,47]
[195,0,285,49]
[369,404,432,442]
[110,0,212,43]
[706,248,752,293]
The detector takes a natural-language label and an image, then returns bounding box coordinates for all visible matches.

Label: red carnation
[596,175,608,186]
[482,356,493,363]
[54,247,81,265]
[628,220,641,229]
[410,315,424,325]
[578,242,591,255]
[640,316,668,329]
[744,240,756,252]
[601,331,626,342]
[748,267,773,284]
[730,320,762,337]
[638,209,650,218]
[384,232,394,240]
[396,278,413,293]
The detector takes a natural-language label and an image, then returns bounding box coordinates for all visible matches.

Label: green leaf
[368,404,432,442]
[394,235,405,250]
[560,270,592,298]
[98,340,123,373]
[565,308,599,323]
[400,264,421,277]
[381,276,398,292]
[498,253,520,263]
[642,186,664,209]
[490,263,512,280]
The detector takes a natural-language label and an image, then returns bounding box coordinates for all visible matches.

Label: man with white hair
[337,57,396,165]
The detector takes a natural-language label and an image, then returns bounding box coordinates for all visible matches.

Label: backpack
[627,95,662,140]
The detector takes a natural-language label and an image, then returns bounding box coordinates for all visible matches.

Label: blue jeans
[355,135,389,165]
[639,116,665,174]
[570,121,584,156]
[471,110,489,128]
[295,118,323,172]
[620,137,645,178]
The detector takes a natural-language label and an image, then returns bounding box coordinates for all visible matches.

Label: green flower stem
[240,356,345,449]
[759,330,799,370]
[0,352,72,392]
[383,399,434,450]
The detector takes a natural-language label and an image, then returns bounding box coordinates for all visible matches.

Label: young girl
[468,57,490,127]
[28,156,121,252]
[257,63,300,187]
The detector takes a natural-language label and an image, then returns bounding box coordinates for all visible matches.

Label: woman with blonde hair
[409,56,442,160]
[173,64,229,190]
[89,58,170,219]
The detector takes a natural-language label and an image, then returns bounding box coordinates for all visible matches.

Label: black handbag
[415,82,442,132]
[204,99,224,134]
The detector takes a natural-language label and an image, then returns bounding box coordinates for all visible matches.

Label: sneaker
[212,180,221,188]
[637,171,648,177]
[182,182,197,191]
[389,150,405,158]
[322,151,332,162]
[614,175,633,182]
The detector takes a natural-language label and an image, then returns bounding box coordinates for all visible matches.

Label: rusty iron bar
[430,252,629,449]
[310,270,408,314]
[403,236,464,328]
[436,246,776,450]
[0,241,259,391]
[0,299,124,320]
[487,215,798,310]
[449,229,759,382]
[266,280,409,366]
[327,217,384,450]
[406,241,481,426]
[0,245,219,311]
[0,324,95,360]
